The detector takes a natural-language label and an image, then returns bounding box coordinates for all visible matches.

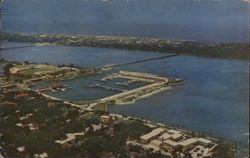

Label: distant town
[0,59,239,158]
[0,31,249,60]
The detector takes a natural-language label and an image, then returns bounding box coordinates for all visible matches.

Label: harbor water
[1,42,249,145]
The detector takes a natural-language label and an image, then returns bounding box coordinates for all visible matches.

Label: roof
[179,138,198,146]
[16,123,24,127]
[55,136,75,145]
[100,115,110,119]
[55,132,85,145]
[140,128,166,141]
[168,129,182,134]
[16,93,29,98]
[39,152,48,158]
[171,133,183,140]
[163,139,180,147]
[190,145,211,158]
[179,138,212,147]
[34,152,48,158]
[16,146,25,152]
[2,101,17,106]
[150,139,163,146]
[91,124,103,131]
[158,132,172,140]
[66,132,85,138]
[198,138,212,144]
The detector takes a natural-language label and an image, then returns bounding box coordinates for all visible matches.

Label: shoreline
[1,62,248,157]
[115,86,170,105]
[1,31,249,60]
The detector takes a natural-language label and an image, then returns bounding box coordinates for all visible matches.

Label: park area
[9,64,62,76]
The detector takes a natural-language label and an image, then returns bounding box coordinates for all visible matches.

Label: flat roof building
[34,152,48,158]
[16,146,25,152]
[55,132,85,148]
[179,138,213,152]
[140,128,166,144]
[150,139,163,147]
[158,132,172,141]
[162,139,181,152]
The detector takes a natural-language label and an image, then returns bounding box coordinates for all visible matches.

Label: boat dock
[83,83,127,92]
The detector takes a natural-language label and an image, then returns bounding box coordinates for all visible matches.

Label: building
[190,145,213,158]
[167,129,183,141]
[55,132,85,148]
[149,139,163,147]
[16,93,29,99]
[162,139,181,152]
[34,152,48,158]
[55,136,76,148]
[16,123,24,127]
[2,101,17,107]
[158,130,183,142]
[140,128,166,144]
[197,138,213,147]
[91,124,104,132]
[179,138,198,151]
[100,115,114,125]
[162,137,215,152]
[158,132,172,141]
[180,138,213,152]
[16,146,25,152]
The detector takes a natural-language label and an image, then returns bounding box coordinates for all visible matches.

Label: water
[1,0,249,43]
[1,42,249,145]
[32,72,149,101]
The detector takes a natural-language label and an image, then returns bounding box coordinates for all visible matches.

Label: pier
[83,83,127,92]
[83,71,171,109]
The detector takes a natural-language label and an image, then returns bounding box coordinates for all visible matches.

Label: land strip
[1,31,249,60]
[0,45,34,51]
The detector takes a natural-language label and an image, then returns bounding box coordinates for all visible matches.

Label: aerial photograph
[0,0,249,158]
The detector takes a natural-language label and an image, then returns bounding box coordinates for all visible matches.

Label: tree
[3,63,14,79]
[0,58,5,62]
[81,136,113,157]
[24,61,30,65]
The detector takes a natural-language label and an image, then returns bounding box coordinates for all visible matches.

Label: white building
[140,128,166,144]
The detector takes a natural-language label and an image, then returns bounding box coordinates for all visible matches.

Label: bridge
[95,54,180,70]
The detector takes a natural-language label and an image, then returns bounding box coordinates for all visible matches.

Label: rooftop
[140,128,166,141]
[179,138,198,146]
[55,132,85,145]
[198,138,212,144]
[163,139,180,147]
[34,152,48,158]
[158,132,172,140]
[150,139,163,146]
[16,146,25,152]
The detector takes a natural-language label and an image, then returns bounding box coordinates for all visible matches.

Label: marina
[1,42,248,145]
[83,83,127,92]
